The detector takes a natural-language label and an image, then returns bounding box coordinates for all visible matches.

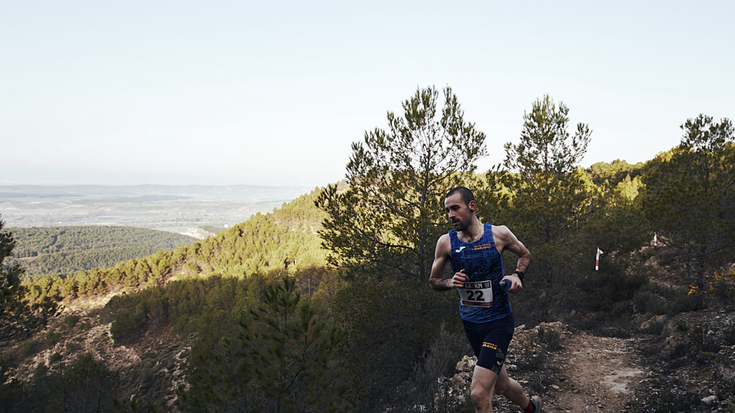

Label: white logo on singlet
[455,246,466,253]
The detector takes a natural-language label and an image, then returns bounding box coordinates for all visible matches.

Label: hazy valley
[0,184,312,237]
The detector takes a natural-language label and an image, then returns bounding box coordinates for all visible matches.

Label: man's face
[444,193,475,231]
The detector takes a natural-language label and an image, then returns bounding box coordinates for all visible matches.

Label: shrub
[633,289,667,315]
[536,323,563,351]
[44,331,62,348]
[640,318,666,336]
[65,315,79,328]
[391,324,470,412]
[21,340,39,356]
[690,266,735,306]
[634,282,705,316]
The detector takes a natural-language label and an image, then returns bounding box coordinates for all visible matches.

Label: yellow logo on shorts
[482,342,498,350]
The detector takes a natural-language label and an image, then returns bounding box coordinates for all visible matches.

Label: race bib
[457,280,494,307]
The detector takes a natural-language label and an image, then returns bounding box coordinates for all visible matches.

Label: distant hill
[7,226,197,280]
[0,184,312,231]
[6,188,329,302]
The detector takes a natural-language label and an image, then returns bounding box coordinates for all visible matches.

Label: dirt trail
[539,332,646,412]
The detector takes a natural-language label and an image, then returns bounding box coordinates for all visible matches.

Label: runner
[429,187,542,413]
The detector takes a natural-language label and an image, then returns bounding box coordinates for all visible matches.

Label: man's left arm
[494,225,531,292]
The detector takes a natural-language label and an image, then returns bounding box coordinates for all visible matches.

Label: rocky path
[539,332,646,412]
[470,323,649,412]
[447,323,649,412]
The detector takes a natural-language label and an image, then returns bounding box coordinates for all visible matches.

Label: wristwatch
[513,270,525,281]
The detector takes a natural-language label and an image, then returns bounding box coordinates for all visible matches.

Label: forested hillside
[7,226,197,280]
[1,88,734,412]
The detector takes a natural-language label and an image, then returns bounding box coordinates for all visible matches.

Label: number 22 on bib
[457,281,494,307]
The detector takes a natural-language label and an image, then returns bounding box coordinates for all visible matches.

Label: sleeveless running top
[449,223,512,323]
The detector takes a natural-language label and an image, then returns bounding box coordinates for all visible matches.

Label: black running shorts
[462,313,515,374]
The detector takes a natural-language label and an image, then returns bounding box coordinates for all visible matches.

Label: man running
[429,187,541,413]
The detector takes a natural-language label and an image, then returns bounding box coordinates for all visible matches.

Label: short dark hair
[446,187,475,206]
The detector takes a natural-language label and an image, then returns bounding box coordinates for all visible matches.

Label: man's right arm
[429,234,453,291]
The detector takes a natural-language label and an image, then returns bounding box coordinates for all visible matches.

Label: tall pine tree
[316,86,486,280]
[640,114,735,285]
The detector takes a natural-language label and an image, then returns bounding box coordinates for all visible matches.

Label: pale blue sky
[1,1,733,186]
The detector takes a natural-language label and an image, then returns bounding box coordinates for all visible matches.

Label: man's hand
[450,269,469,288]
[501,274,523,293]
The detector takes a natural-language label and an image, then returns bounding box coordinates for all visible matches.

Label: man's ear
[468,200,477,212]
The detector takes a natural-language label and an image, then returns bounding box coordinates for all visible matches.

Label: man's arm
[493,225,532,291]
[430,234,471,291]
[429,234,454,291]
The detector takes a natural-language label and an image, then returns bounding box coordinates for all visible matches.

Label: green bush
[537,323,563,350]
[65,315,79,328]
[391,324,470,412]
[632,282,705,317]
[633,289,667,315]
[44,331,62,348]
[21,340,39,356]
[109,306,147,344]
[640,318,666,336]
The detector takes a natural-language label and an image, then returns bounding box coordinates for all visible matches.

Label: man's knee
[470,386,492,407]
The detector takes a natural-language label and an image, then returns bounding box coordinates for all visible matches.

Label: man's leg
[493,365,531,408]
[471,364,534,413]
[470,364,498,413]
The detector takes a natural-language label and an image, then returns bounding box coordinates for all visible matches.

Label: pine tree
[640,114,735,285]
[316,86,486,280]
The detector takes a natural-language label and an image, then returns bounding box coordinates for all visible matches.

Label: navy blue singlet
[449,223,512,323]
